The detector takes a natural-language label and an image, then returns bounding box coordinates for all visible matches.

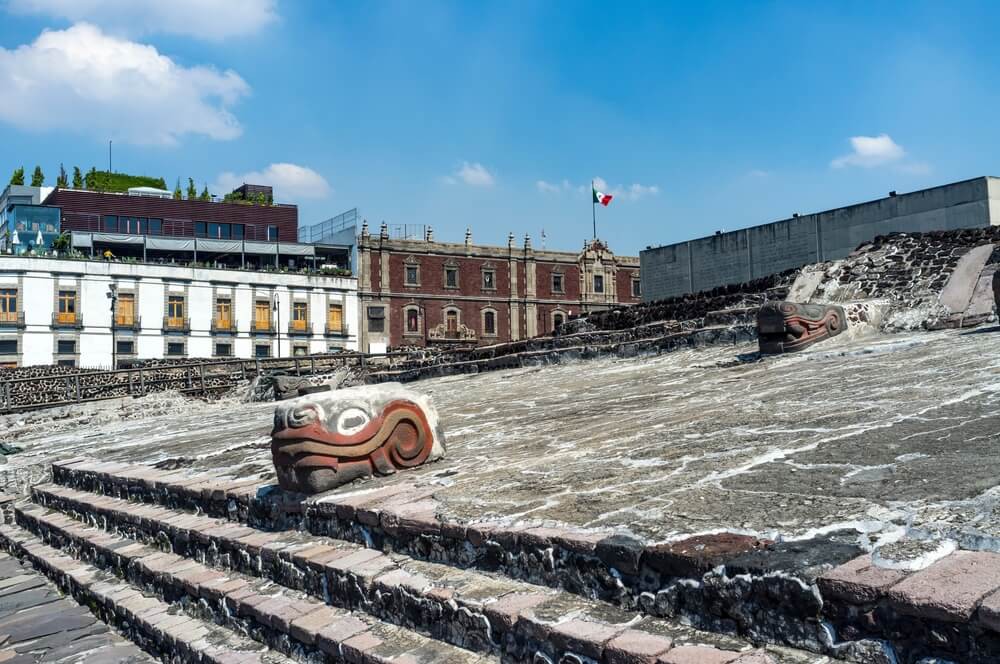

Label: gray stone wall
[642,176,996,301]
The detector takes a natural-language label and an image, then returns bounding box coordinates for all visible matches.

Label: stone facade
[357,224,640,352]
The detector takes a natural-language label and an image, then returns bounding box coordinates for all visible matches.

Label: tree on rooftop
[173,178,182,200]
[9,167,24,186]
[71,167,83,189]
[30,166,44,187]
[85,167,99,190]
[56,164,68,188]
[186,178,197,199]
[199,184,210,201]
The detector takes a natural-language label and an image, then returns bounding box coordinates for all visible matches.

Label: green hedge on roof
[83,169,167,193]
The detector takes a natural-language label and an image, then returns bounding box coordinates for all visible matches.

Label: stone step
[0,522,296,664]
[0,550,155,663]
[12,502,496,664]
[46,460,866,657]
[26,484,803,664]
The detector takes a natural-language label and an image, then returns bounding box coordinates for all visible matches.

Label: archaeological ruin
[1,225,1000,662]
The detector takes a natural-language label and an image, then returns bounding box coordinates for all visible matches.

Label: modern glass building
[2,205,61,255]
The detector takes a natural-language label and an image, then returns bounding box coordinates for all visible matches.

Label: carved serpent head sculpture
[271,383,446,494]
[757,301,847,354]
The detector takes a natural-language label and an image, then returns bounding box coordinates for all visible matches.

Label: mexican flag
[593,186,613,206]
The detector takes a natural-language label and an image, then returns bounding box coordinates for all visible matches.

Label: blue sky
[0,1,997,256]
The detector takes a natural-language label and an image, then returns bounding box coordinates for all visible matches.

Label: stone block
[644,533,772,579]
[604,629,674,663]
[549,618,624,659]
[888,550,1000,622]
[817,554,906,605]
[658,645,741,663]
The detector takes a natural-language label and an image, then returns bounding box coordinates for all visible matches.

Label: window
[166,342,185,356]
[0,288,16,323]
[327,303,343,333]
[482,270,496,290]
[445,267,458,288]
[291,301,308,331]
[215,342,232,357]
[116,293,135,326]
[167,295,185,321]
[554,313,565,331]
[194,222,207,238]
[254,301,271,331]
[147,219,162,236]
[405,266,419,285]
[231,224,244,240]
[57,290,76,324]
[367,306,385,333]
[255,343,271,358]
[293,344,308,357]
[484,310,496,336]
[0,339,15,354]
[267,225,278,241]
[632,278,641,297]
[552,273,564,294]
[57,339,76,354]
[103,215,117,232]
[405,308,419,334]
[593,275,604,293]
[116,340,135,355]
[57,359,76,367]
[215,297,232,330]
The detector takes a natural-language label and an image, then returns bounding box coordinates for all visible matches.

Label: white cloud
[746,169,770,178]
[213,163,331,200]
[536,179,572,193]
[9,0,277,41]
[831,134,906,168]
[581,176,660,201]
[444,161,495,187]
[0,23,248,145]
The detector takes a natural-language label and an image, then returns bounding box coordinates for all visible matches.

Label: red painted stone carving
[271,383,446,493]
[757,301,847,354]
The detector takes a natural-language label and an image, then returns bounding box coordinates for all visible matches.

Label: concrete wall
[641,177,997,301]
[0,256,359,368]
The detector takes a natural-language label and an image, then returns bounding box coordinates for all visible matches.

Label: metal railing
[162,316,190,332]
[251,319,275,335]
[211,318,237,333]
[0,312,25,329]
[51,312,83,329]
[112,314,141,331]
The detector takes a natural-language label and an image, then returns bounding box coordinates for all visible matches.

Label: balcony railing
[211,317,238,333]
[251,319,275,335]
[0,312,25,329]
[52,312,83,329]
[325,322,346,337]
[162,316,190,332]
[288,318,311,335]
[112,314,141,331]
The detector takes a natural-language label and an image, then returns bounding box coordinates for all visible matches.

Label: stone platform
[3,326,1000,660]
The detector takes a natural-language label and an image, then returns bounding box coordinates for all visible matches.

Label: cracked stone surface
[4,326,1000,549]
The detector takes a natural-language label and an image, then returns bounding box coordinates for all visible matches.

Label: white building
[0,256,358,369]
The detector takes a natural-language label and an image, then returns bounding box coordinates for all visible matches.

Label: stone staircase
[0,461,816,664]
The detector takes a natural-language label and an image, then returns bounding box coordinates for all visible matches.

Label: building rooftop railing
[50,187,297,208]
[0,251,355,279]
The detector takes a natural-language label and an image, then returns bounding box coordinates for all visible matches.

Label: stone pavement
[0,551,151,663]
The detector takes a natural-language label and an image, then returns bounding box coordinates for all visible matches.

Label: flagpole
[591,179,596,239]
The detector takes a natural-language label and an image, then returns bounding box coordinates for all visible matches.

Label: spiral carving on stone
[270,383,445,494]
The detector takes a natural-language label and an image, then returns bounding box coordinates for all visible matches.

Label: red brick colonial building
[357,223,640,352]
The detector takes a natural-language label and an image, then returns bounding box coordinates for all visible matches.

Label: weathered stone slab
[817,554,907,604]
[888,550,1000,622]
[644,533,772,579]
